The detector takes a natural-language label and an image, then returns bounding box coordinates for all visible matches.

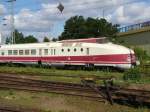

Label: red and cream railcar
[0,38,136,69]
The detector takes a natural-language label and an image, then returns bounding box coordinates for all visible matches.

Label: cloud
[0,4,6,15]
[1,0,150,40]
[15,9,54,32]
[109,1,150,25]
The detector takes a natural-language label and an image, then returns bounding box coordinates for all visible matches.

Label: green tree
[59,16,86,40]
[52,38,58,42]
[24,35,38,43]
[14,29,25,44]
[5,30,39,44]
[59,16,119,41]
[43,37,50,42]
[5,30,25,44]
[5,37,11,44]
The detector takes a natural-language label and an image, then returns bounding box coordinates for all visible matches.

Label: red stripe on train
[0,54,130,64]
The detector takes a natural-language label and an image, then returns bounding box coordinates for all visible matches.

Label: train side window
[87,48,89,55]
[31,49,36,55]
[13,50,18,55]
[8,50,12,55]
[68,49,70,52]
[25,50,30,55]
[1,52,4,56]
[74,48,77,52]
[61,49,64,52]
[19,50,24,55]
[81,48,83,52]
[44,49,48,55]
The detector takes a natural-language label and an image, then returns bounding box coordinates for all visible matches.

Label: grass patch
[0,66,149,85]
[0,66,121,77]
[0,66,123,84]
[0,89,149,112]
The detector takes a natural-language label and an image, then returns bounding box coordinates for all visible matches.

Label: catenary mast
[7,0,16,44]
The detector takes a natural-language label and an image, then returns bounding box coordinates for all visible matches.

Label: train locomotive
[0,37,136,69]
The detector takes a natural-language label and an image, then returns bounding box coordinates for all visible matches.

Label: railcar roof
[0,42,59,48]
[0,42,128,52]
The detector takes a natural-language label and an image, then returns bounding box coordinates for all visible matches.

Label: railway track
[0,75,150,106]
[0,108,20,112]
[0,75,98,93]
[0,106,40,112]
[0,109,18,112]
[106,86,150,105]
[0,75,104,102]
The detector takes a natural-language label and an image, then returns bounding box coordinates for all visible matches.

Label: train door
[50,48,56,65]
[38,49,42,65]
[39,49,42,56]
[51,48,56,56]
[86,48,90,63]
[51,48,53,55]
[86,48,89,55]
[86,48,94,68]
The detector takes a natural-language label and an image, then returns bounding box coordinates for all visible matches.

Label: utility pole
[7,0,16,44]
[102,9,105,19]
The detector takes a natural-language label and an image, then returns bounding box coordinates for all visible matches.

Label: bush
[123,67,141,81]
[133,47,149,63]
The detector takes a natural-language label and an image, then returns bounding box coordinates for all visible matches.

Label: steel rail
[0,75,150,105]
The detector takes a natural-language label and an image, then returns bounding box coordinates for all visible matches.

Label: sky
[0,0,150,42]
